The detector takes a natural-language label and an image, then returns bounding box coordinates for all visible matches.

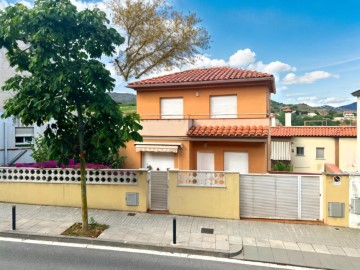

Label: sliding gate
[240,174,322,221]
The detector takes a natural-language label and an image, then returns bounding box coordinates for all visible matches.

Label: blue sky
[2,0,360,107]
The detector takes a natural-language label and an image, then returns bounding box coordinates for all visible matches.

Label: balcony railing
[140,113,268,120]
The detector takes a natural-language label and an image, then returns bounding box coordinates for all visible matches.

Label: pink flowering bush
[15,159,111,169]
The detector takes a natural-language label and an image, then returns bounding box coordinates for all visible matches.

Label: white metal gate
[150,171,168,210]
[240,174,321,221]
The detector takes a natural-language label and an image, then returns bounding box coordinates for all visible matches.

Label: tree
[0,0,142,231]
[109,0,210,81]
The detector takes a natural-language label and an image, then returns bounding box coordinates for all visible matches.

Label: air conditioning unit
[328,202,345,218]
[351,198,360,215]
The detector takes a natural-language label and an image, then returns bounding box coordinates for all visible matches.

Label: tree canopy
[109,0,211,81]
[0,0,142,230]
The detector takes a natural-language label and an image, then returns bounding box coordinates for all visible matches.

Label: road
[0,239,310,270]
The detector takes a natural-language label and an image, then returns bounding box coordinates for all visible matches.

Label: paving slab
[286,250,305,267]
[302,251,323,268]
[243,245,259,261]
[271,248,289,265]
[256,246,274,263]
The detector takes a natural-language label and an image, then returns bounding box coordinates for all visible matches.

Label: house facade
[0,48,45,166]
[122,67,276,173]
[271,126,357,173]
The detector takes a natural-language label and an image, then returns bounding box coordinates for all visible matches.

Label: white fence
[177,170,227,187]
[240,174,322,221]
[0,167,147,185]
[349,173,360,229]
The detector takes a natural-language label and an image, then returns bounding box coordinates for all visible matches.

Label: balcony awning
[135,142,182,153]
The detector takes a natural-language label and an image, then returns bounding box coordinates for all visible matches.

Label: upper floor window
[316,147,325,159]
[15,127,34,147]
[210,95,237,118]
[160,98,183,119]
[296,147,304,156]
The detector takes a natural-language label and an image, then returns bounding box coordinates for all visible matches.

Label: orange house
[122,67,276,173]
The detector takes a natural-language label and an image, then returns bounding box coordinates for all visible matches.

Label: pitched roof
[127,67,275,92]
[187,125,269,137]
[271,126,356,137]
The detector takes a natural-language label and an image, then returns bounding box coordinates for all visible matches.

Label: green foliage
[89,217,96,225]
[31,135,51,162]
[272,161,292,172]
[0,0,143,230]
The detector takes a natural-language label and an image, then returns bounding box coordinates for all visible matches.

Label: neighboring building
[271,126,356,173]
[0,48,45,166]
[122,67,276,173]
[307,112,317,117]
[343,110,355,119]
[270,109,357,173]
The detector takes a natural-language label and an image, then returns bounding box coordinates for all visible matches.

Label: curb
[0,231,242,258]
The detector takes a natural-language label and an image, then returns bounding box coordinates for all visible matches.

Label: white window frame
[197,151,215,171]
[210,95,237,118]
[160,97,183,119]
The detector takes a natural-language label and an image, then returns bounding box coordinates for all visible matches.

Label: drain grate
[201,228,214,234]
[127,213,136,216]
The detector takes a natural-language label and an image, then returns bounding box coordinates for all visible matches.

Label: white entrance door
[142,152,174,171]
[224,152,249,174]
[197,152,214,171]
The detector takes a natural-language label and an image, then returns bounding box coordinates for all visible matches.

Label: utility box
[328,202,345,218]
[351,198,360,215]
[126,192,139,206]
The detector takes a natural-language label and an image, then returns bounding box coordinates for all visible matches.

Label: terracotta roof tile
[128,67,273,86]
[271,126,356,137]
[187,125,269,137]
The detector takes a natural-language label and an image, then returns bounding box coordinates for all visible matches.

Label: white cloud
[249,60,296,74]
[296,96,350,106]
[228,48,256,67]
[283,71,338,85]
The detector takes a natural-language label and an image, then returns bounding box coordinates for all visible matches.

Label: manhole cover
[201,228,214,234]
[127,213,136,216]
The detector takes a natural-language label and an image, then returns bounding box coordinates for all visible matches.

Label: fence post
[173,217,176,244]
[12,205,16,230]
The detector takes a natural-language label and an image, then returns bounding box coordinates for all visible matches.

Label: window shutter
[160,98,183,119]
[224,152,249,173]
[210,95,237,118]
[197,152,214,171]
[15,127,34,136]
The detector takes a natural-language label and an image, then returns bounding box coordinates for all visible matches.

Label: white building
[0,48,45,166]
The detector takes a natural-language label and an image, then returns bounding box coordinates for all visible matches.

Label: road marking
[0,237,319,270]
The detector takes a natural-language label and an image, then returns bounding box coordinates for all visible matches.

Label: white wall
[291,137,335,173]
[349,174,360,229]
[339,138,357,172]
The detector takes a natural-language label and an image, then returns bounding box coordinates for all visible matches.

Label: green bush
[272,161,292,171]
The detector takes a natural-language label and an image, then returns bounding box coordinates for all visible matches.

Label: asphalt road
[0,240,298,270]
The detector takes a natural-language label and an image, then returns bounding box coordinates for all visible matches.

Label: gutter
[4,122,7,165]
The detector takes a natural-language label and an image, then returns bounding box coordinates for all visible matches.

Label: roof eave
[127,77,276,93]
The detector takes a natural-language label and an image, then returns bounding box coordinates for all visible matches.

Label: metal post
[12,205,16,230]
[173,217,176,244]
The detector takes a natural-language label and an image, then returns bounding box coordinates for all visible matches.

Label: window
[15,127,34,147]
[197,152,214,171]
[316,147,325,159]
[296,147,304,156]
[210,95,237,118]
[160,98,183,119]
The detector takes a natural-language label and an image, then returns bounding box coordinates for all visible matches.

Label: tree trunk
[76,102,88,232]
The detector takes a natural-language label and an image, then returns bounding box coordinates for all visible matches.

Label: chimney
[284,108,292,127]
[351,90,360,171]
[270,113,276,127]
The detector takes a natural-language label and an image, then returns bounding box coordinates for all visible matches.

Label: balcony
[139,114,270,137]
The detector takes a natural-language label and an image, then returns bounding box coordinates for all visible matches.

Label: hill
[108,93,136,104]
[337,102,356,111]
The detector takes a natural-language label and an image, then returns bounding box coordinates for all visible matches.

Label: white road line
[0,237,319,270]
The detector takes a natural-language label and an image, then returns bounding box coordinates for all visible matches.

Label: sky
[1,0,360,107]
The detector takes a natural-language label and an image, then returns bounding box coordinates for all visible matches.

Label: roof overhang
[134,142,182,153]
[127,77,276,94]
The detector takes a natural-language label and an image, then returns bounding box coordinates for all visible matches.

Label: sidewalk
[1,203,360,269]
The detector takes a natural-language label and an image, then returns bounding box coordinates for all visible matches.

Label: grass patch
[61,222,109,238]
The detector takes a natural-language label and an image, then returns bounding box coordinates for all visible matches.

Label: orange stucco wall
[136,85,269,119]
[121,140,191,170]
[122,140,267,173]
[191,141,267,173]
